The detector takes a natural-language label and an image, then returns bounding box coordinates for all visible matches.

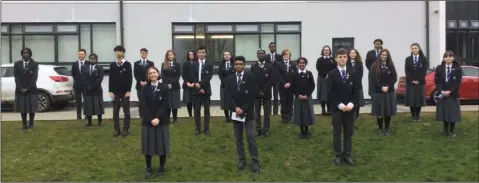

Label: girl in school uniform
[161,50,181,124]
[369,49,398,136]
[291,57,316,139]
[316,45,336,115]
[219,50,235,122]
[139,66,170,178]
[347,48,365,119]
[82,54,105,127]
[182,51,196,117]
[435,51,462,137]
[14,48,39,131]
[404,43,429,122]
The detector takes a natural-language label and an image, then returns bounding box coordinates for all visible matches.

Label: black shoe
[28,125,34,129]
[384,129,390,136]
[77,116,82,120]
[305,132,312,139]
[343,155,354,165]
[145,167,153,179]
[21,126,28,132]
[121,130,129,137]
[195,130,201,136]
[157,167,165,176]
[251,161,260,173]
[416,115,422,122]
[204,129,210,136]
[321,110,327,116]
[98,123,102,127]
[113,131,120,137]
[263,132,270,137]
[377,129,383,135]
[84,124,92,127]
[333,156,342,165]
[237,160,245,170]
[256,131,262,136]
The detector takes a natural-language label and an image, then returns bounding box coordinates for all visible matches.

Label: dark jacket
[133,59,154,90]
[139,82,170,126]
[347,59,364,89]
[328,67,360,112]
[365,49,381,70]
[434,61,463,98]
[189,60,214,96]
[219,61,235,88]
[266,53,281,84]
[181,61,194,89]
[225,71,257,120]
[14,60,38,94]
[161,61,182,90]
[291,70,315,97]
[251,61,275,99]
[276,60,297,89]
[108,60,133,95]
[369,63,398,93]
[405,55,429,86]
[316,56,336,78]
[82,64,104,96]
[71,60,88,90]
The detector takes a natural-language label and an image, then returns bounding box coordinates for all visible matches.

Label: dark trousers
[137,88,143,117]
[255,99,271,133]
[272,84,279,114]
[233,120,258,162]
[113,94,131,133]
[193,95,210,131]
[279,88,294,121]
[74,88,84,118]
[332,110,355,156]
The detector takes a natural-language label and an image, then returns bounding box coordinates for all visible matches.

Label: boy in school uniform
[133,48,154,118]
[251,49,274,137]
[328,49,359,165]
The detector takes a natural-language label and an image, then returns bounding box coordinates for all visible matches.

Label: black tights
[21,113,35,127]
[86,115,103,124]
[169,109,178,120]
[320,102,331,112]
[300,125,309,134]
[409,107,422,116]
[145,155,167,170]
[443,122,456,133]
[186,102,193,117]
[377,116,391,130]
[223,110,231,120]
[355,107,360,118]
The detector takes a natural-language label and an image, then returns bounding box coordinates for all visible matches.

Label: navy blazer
[328,67,360,112]
[250,61,275,99]
[347,59,364,89]
[434,61,463,98]
[82,64,104,96]
[225,71,257,120]
[139,82,170,126]
[276,60,297,88]
[161,61,182,90]
[405,55,429,85]
[14,60,38,94]
[133,59,154,90]
[219,61,235,88]
[189,60,214,96]
[71,60,88,90]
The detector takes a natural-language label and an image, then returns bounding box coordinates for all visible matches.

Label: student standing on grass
[365,39,384,99]
[225,56,260,173]
[404,43,429,122]
[265,42,281,115]
[182,51,196,117]
[347,48,365,119]
[219,50,235,122]
[134,48,154,118]
[328,48,359,165]
[316,45,335,116]
[161,50,181,124]
[109,45,133,137]
[71,49,87,120]
[139,66,170,178]
[369,49,398,136]
[291,57,316,139]
[251,49,274,137]
[82,53,105,127]
[435,51,462,137]
[277,49,297,123]
[14,48,39,131]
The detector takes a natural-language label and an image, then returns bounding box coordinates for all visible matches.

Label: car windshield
[54,67,71,76]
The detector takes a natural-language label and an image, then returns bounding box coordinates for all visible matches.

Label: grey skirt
[404,85,426,107]
[141,125,170,156]
[357,89,365,107]
[83,95,105,116]
[317,76,329,102]
[168,89,181,109]
[293,96,316,126]
[371,92,397,117]
[220,87,231,110]
[182,88,193,104]
[436,97,461,122]
[15,94,38,113]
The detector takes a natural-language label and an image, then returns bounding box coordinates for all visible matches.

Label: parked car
[396,66,479,105]
[1,64,75,112]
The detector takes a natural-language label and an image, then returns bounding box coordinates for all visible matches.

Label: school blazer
[369,64,398,93]
[139,83,170,126]
[71,61,88,90]
[265,53,281,64]
[434,61,463,98]
[250,61,275,99]
[14,60,39,94]
[266,53,281,83]
[347,60,364,89]
[404,56,429,86]
[291,71,315,97]
[82,64,104,96]
[316,57,336,78]
[133,60,154,90]
[181,61,194,89]
[189,60,214,96]
[161,61,182,90]
[365,50,380,70]
[225,71,257,120]
[219,61,235,88]
[327,68,360,112]
[276,60,298,88]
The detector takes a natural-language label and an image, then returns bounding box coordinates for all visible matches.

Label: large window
[172,22,301,63]
[1,23,116,63]
[446,20,479,66]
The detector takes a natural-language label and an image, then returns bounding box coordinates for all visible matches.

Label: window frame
[1,22,116,64]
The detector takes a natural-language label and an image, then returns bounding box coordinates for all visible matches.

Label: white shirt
[270,53,276,62]
[258,61,265,68]
[351,60,356,67]
[78,60,86,72]
[116,59,126,66]
[198,59,205,81]
[298,69,306,74]
[141,59,147,65]
[336,65,354,110]
[324,56,330,59]
[236,71,244,83]
[413,55,419,62]
[376,49,381,56]
[445,63,452,82]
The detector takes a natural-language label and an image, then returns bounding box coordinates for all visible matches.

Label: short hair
[78,48,87,54]
[297,57,308,64]
[197,45,206,51]
[21,47,32,56]
[234,56,246,63]
[373,39,383,45]
[443,51,456,58]
[113,45,126,52]
[335,48,348,57]
[140,48,148,53]
[88,53,98,60]
[268,42,276,47]
[257,49,265,54]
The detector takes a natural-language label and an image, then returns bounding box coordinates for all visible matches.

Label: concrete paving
[1,104,478,122]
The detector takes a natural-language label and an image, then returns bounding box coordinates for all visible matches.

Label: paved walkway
[2,104,478,122]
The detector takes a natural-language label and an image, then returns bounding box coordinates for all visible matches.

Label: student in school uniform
[328,49,359,165]
[316,45,336,115]
[347,48,365,119]
[277,49,297,123]
[189,45,214,136]
[134,48,154,118]
[82,53,105,127]
[369,49,398,136]
[404,43,429,122]
[365,39,384,98]
[161,50,181,124]
[266,42,281,115]
[182,51,196,117]
[251,49,274,137]
[139,66,170,178]
[225,55,260,173]
[435,51,463,137]
[291,57,316,139]
[109,45,133,137]
[14,48,39,131]
[219,50,235,122]
[71,49,88,120]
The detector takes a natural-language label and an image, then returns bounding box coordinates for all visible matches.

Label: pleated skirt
[357,89,365,107]
[371,92,397,117]
[141,125,170,156]
[83,95,105,116]
[168,89,181,109]
[293,96,316,126]
[182,88,193,104]
[220,87,231,110]
[436,97,461,122]
[404,85,426,107]
[15,94,38,113]
[317,76,329,102]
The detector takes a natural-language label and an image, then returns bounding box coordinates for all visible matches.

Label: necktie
[117,62,122,67]
[90,66,94,75]
[341,70,346,80]
[286,62,289,73]
[24,62,28,70]
[376,50,379,58]
[226,62,230,70]
[446,66,451,81]
[271,54,274,62]
[352,61,355,67]
[151,85,156,91]
[80,62,84,72]
[237,73,242,91]
[142,60,146,66]
[169,62,173,68]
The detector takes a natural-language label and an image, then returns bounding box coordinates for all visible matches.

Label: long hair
[163,50,176,70]
[222,50,234,64]
[410,43,428,61]
[186,50,196,62]
[441,51,460,66]
[371,49,396,83]
[21,47,33,57]
[348,48,363,63]
[321,45,332,56]
[281,48,291,60]
[145,66,161,83]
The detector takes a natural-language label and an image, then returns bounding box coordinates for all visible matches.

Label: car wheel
[430,89,438,105]
[37,92,52,112]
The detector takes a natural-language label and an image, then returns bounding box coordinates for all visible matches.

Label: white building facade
[1,1,447,101]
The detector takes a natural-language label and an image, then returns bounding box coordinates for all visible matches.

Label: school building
[1,1,477,101]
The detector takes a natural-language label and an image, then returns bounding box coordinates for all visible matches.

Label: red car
[396,66,479,104]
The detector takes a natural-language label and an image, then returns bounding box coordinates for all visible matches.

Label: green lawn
[1,112,478,182]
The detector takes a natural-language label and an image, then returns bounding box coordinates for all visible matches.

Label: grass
[1,112,478,182]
